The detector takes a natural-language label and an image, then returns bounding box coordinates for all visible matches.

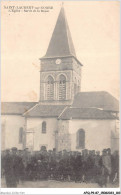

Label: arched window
[42,121,46,134]
[19,127,23,143]
[76,129,85,149]
[59,75,66,100]
[46,76,54,100]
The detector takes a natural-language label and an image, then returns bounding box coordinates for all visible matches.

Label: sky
[1,1,120,102]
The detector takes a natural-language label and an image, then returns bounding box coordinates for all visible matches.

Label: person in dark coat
[3,149,13,187]
[94,151,102,183]
[17,150,25,182]
[11,147,21,186]
[3,147,20,188]
[1,150,6,178]
[97,149,108,187]
[86,151,95,182]
[111,150,119,184]
[74,152,83,182]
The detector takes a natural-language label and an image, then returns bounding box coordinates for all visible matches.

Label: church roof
[41,6,76,59]
[23,104,66,117]
[72,91,119,112]
[58,107,118,120]
[2,92,119,118]
[1,102,37,115]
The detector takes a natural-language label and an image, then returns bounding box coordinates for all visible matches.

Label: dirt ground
[1,178,119,188]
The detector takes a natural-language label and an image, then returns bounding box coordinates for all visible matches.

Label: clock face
[56,59,61,64]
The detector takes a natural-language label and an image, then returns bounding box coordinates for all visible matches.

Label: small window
[42,121,46,134]
[19,127,23,143]
[76,129,85,149]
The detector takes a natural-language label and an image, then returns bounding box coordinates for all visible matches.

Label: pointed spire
[43,6,76,58]
[62,2,64,7]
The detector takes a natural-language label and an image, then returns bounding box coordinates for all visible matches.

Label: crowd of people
[1,147,119,188]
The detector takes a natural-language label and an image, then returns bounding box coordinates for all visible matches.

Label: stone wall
[57,120,71,151]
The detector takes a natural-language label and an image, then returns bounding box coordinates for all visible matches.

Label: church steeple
[43,6,76,59]
[40,6,82,105]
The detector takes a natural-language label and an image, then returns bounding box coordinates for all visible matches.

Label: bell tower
[39,6,83,105]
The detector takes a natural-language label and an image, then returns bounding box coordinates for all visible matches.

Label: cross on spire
[62,2,64,7]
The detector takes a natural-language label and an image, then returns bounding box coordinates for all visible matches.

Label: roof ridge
[76,91,108,94]
[65,12,76,57]
[58,106,69,119]
[62,7,70,56]
[23,103,39,116]
[1,101,37,103]
[59,107,117,120]
[70,106,101,109]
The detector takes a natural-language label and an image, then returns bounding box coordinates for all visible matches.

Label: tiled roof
[1,102,37,115]
[59,107,118,120]
[23,104,66,117]
[41,7,76,59]
[72,91,119,112]
[1,92,119,118]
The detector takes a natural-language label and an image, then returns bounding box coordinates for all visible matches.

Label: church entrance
[26,129,34,151]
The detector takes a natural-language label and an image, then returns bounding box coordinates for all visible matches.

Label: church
[1,7,119,153]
